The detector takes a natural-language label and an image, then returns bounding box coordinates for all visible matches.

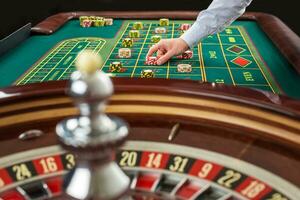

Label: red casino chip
[180,24,191,31]
[176,50,193,59]
[146,56,158,65]
[82,20,92,27]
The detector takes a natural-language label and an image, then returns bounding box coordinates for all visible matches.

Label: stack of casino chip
[79,16,89,26]
[118,48,131,58]
[129,30,140,38]
[122,38,133,47]
[155,27,167,34]
[110,61,123,72]
[82,19,93,28]
[145,56,158,65]
[79,16,114,27]
[104,18,113,26]
[159,18,169,26]
[180,24,191,31]
[177,64,192,73]
[176,50,193,59]
[94,17,105,27]
[133,22,143,30]
[151,35,162,43]
[141,69,155,78]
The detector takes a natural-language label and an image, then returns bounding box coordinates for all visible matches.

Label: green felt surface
[0,19,299,99]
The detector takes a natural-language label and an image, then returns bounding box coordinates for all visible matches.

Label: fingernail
[157,61,161,65]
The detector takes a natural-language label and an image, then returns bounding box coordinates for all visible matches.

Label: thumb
[156,50,174,65]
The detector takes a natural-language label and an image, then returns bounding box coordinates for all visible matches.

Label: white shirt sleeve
[180,0,253,48]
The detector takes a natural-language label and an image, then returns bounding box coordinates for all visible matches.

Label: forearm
[181,0,253,48]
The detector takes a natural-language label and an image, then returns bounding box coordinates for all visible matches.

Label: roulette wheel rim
[0,78,299,199]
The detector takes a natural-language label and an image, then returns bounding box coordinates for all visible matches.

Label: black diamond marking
[227,45,246,54]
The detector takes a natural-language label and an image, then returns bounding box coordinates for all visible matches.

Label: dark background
[1,0,299,39]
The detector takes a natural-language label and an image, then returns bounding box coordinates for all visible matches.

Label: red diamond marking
[231,57,252,68]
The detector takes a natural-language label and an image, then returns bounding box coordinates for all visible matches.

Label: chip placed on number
[118,48,131,58]
[155,27,167,34]
[110,61,123,72]
[133,22,143,30]
[177,64,192,73]
[180,23,191,31]
[176,50,193,59]
[151,35,162,43]
[159,18,169,26]
[129,30,140,38]
[141,69,155,78]
[122,38,133,47]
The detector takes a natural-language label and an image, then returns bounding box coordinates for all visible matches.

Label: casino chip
[151,35,162,43]
[129,30,140,38]
[94,19,105,27]
[155,27,167,34]
[176,50,193,59]
[82,19,92,28]
[110,61,124,72]
[104,18,113,26]
[122,38,133,47]
[79,16,89,26]
[146,56,158,65]
[180,23,191,31]
[133,22,143,30]
[118,48,131,58]
[159,18,169,26]
[79,16,113,27]
[141,69,155,78]
[177,64,192,73]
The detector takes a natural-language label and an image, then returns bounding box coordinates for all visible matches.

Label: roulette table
[0,11,299,200]
[0,12,300,98]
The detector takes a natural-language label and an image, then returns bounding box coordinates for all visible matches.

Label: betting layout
[106,19,194,78]
[102,18,279,94]
[0,143,297,200]
[15,17,280,94]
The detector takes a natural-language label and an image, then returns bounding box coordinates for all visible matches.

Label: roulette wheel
[0,12,299,200]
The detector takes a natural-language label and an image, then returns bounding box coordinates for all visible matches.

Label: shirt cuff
[180,22,208,48]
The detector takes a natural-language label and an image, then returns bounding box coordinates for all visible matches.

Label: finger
[147,43,160,58]
[157,49,165,58]
[157,50,174,65]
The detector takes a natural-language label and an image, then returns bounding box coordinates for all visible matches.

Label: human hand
[146,38,189,65]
